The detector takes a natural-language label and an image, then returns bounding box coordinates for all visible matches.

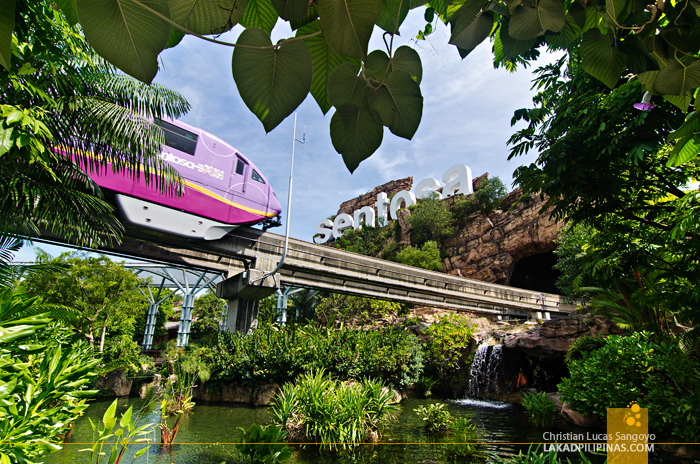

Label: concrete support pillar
[142,302,160,350]
[177,293,195,347]
[217,269,278,333]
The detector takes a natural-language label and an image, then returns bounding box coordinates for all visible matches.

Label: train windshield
[251,170,265,184]
[154,119,198,156]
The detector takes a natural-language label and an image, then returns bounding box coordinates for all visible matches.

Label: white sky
[14,13,561,262]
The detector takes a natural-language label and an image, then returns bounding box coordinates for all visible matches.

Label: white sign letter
[375,192,390,225]
[354,206,376,229]
[314,219,333,244]
[414,177,441,199]
[332,213,354,239]
[442,164,473,198]
[390,191,417,220]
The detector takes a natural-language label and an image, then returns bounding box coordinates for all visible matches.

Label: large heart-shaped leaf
[272,0,309,20]
[365,46,422,83]
[328,61,373,107]
[668,134,700,167]
[165,25,185,48]
[605,0,626,22]
[509,0,566,40]
[0,0,14,71]
[330,103,384,172]
[449,0,493,57]
[56,0,80,26]
[167,0,246,35]
[290,4,318,29]
[232,27,313,132]
[580,28,626,89]
[376,0,410,33]
[654,59,700,96]
[77,0,170,83]
[318,0,382,58]
[368,68,422,139]
[241,0,278,34]
[297,20,361,114]
[500,22,536,59]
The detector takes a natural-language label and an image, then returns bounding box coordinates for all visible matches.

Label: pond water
[45,396,606,464]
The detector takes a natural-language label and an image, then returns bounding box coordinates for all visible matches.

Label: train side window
[251,170,265,184]
[235,159,245,175]
[154,119,198,156]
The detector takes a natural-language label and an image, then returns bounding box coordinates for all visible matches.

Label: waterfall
[467,343,504,397]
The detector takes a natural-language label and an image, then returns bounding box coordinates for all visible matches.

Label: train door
[230,156,248,195]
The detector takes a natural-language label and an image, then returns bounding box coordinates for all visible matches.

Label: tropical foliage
[203,322,424,390]
[269,369,399,449]
[14,0,700,171]
[451,176,508,217]
[314,292,406,324]
[422,313,476,380]
[395,240,443,271]
[509,57,700,338]
[236,424,292,463]
[414,402,453,432]
[0,286,99,463]
[558,332,700,442]
[406,192,455,247]
[1,1,189,247]
[522,391,556,427]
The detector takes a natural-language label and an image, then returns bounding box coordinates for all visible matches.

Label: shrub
[236,424,291,463]
[423,314,476,380]
[414,402,453,432]
[447,417,481,459]
[395,241,443,271]
[314,293,405,324]
[203,323,424,390]
[406,192,455,246]
[558,332,700,441]
[270,369,399,450]
[452,176,507,218]
[522,391,556,427]
[334,224,403,261]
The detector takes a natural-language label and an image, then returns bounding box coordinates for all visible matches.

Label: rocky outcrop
[561,402,604,428]
[95,368,133,397]
[328,173,563,286]
[192,383,282,406]
[336,177,414,217]
[504,314,624,357]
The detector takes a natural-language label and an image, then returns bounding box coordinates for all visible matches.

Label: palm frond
[0,234,23,288]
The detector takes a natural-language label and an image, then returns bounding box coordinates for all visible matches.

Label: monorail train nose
[268,188,283,217]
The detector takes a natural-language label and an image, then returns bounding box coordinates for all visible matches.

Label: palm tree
[1,0,190,248]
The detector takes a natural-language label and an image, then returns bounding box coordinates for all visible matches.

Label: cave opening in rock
[510,251,561,294]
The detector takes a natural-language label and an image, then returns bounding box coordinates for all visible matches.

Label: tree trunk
[99,314,109,353]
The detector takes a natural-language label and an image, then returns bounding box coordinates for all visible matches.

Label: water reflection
[45,397,603,464]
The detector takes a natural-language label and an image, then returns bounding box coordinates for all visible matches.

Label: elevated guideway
[46,226,575,321]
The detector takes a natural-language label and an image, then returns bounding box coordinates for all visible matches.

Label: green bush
[203,323,424,390]
[414,402,453,432]
[395,241,443,271]
[452,176,507,218]
[314,293,406,324]
[236,424,291,463]
[270,369,399,450]
[335,223,403,261]
[447,417,481,460]
[559,332,700,441]
[522,391,556,427]
[406,192,455,247]
[423,314,476,380]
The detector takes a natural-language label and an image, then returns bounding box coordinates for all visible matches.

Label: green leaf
[376,0,410,34]
[619,34,659,75]
[232,27,313,132]
[509,0,566,40]
[290,4,318,29]
[165,26,185,49]
[167,0,246,35]
[318,0,382,58]
[580,29,626,89]
[56,0,80,26]
[368,69,423,139]
[297,20,360,114]
[103,399,118,431]
[77,0,170,84]
[272,0,309,21]
[654,59,700,96]
[120,406,133,427]
[448,0,493,57]
[0,378,16,400]
[663,94,692,112]
[0,127,12,156]
[605,0,626,21]
[668,135,700,166]
[328,61,371,107]
[0,0,14,71]
[241,0,278,34]
[668,116,699,141]
[330,103,384,172]
[365,46,422,83]
[500,22,536,59]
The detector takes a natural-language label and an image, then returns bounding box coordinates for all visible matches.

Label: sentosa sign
[314,164,473,244]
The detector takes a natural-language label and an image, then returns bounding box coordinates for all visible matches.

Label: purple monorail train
[76,118,282,240]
